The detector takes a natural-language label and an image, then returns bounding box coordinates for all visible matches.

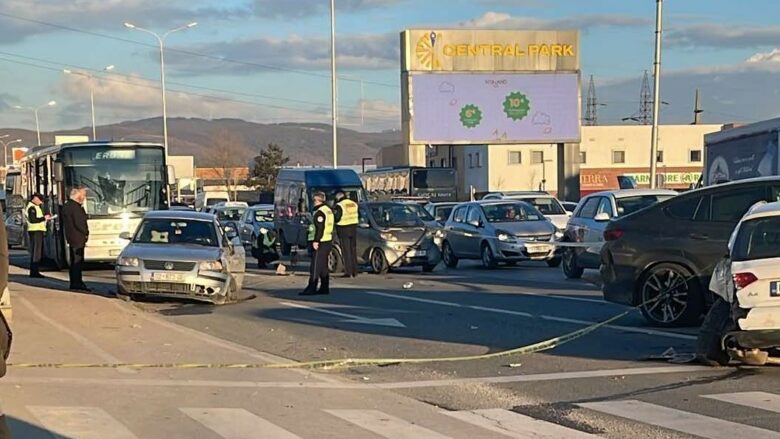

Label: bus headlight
[199,260,223,271]
[117,256,139,267]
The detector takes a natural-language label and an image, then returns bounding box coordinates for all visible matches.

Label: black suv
[600,177,780,327]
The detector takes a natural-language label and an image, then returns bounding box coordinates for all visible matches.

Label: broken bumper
[115,266,231,303]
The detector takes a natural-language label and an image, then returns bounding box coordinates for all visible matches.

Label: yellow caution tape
[8,305,636,371]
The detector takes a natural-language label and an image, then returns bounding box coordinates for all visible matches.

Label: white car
[698,201,780,366]
[482,192,569,230]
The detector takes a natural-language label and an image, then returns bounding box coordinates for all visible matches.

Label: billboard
[410,73,579,144]
[704,131,778,185]
[402,30,579,72]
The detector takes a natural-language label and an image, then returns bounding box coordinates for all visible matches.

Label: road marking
[16,296,136,375]
[442,408,602,438]
[280,301,406,328]
[579,400,780,439]
[365,291,697,341]
[325,409,452,439]
[704,392,780,413]
[182,408,301,439]
[28,406,139,439]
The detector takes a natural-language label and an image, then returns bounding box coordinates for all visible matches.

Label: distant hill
[2,117,401,167]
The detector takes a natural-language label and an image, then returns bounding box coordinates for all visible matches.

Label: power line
[0,11,399,89]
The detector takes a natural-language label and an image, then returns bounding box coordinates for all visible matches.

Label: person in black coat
[62,185,90,292]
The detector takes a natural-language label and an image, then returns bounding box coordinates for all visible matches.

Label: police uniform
[334,197,359,278]
[26,199,47,278]
[302,203,334,295]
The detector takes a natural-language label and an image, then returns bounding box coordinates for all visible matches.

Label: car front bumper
[725,329,780,350]
[116,266,231,303]
[494,240,557,261]
[382,243,442,267]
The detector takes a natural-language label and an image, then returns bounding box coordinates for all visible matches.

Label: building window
[531,151,544,164]
[656,150,664,163]
[429,160,436,167]
[452,156,457,169]
[612,150,626,164]
[440,158,446,167]
[468,153,474,168]
[579,151,587,164]
[476,152,482,168]
[690,150,702,162]
[509,151,521,165]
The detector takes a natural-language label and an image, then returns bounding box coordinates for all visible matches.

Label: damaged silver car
[115,210,246,304]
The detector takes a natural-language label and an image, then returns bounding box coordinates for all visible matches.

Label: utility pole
[330,0,338,168]
[639,70,652,125]
[649,0,664,189]
[692,88,702,125]
[584,75,600,126]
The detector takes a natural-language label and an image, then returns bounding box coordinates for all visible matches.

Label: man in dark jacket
[63,185,90,292]
[300,192,334,295]
[26,193,50,278]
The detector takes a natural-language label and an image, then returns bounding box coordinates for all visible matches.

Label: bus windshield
[62,146,166,216]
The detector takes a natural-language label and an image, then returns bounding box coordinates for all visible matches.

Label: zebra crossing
[17,391,780,439]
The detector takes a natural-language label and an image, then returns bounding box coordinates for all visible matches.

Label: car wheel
[562,249,584,279]
[442,241,458,268]
[639,263,704,327]
[279,232,292,256]
[481,243,497,269]
[371,248,389,274]
[696,298,733,366]
[422,262,437,273]
[328,246,344,274]
[546,257,562,268]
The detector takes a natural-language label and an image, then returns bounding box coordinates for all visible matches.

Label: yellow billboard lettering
[457,44,468,56]
[480,44,491,55]
[491,45,503,56]
[563,45,575,56]
[468,45,479,56]
[503,45,515,56]
[443,45,455,56]
[539,44,550,56]
[551,44,563,56]
[528,44,540,55]
[515,44,526,57]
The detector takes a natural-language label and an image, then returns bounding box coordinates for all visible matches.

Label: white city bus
[17,141,172,268]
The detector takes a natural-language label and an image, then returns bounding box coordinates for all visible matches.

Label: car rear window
[521,197,566,215]
[733,216,780,261]
[617,195,676,217]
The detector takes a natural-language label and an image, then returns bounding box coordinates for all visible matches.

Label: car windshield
[369,204,423,228]
[254,209,273,222]
[435,206,454,221]
[616,194,676,216]
[133,219,218,247]
[216,208,245,222]
[515,197,566,215]
[406,204,435,221]
[481,203,543,223]
[733,216,780,261]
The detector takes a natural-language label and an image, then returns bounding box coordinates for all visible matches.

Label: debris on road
[506,363,522,368]
[403,282,414,289]
[276,264,288,275]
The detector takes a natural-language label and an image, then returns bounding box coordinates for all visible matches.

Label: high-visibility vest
[336,199,359,226]
[26,202,46,232]
[318,205,334,242]
[307,224,316,242]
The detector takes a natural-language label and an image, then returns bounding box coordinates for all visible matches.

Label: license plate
[526,244,551,253]
[109,249,121,256]
[152,272,184,282]
[408,250,426,257]
[771,281,779,297]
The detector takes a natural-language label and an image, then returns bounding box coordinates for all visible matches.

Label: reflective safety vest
[307,224,316,242]
[336,199,359,226]
[318,204,335,242]
[26,202,46,232]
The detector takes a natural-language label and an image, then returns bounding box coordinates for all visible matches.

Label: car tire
[546,257,562,268]
[562,248,584,279]
[328,246,344,274]
[481,243,497,269]
[422,263,437,273]
[442,241,458,268]
[639,263,704,328]
[371,248,389,274]
[279,232,292,256]
[696,298,732,366]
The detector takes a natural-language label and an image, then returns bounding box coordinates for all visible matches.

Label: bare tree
[208,128,247,200]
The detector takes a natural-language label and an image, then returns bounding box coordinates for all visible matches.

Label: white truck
[194,191,230,212]
[703,119,780,186]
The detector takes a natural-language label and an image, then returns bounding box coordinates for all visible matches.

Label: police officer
[333,191,359,278]
[26,193,50,278]
[301,191,334,296]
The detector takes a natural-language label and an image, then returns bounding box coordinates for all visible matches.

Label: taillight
[603,227,624,241]
[733,272,758,290]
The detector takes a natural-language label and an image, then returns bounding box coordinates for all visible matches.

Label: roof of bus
[277,168,362,186]
[20,141,164,162]
[364,166,455,173]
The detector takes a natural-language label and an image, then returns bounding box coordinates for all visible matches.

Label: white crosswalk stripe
[579,399,780,439]
[704,391,780,413]
[325,409,453,439]
[442,408,603,438]
[28,406,139,439]
[181,408,302,439]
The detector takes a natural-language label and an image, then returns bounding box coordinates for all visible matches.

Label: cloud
[667,23,780,49]
[251,0,402,19]
[746,48,780,63]
[166,33,398,75]
[459,12,650,31]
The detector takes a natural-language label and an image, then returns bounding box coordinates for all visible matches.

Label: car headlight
[554,230,564,240]
[380,232,398,241]
[496,231,516,243]
[433,236,443,246]
[259,227,268,234]
[198,260,224,271]
[117,256,139,267]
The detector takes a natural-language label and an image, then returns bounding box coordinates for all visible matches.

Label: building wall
[486,144,560,196]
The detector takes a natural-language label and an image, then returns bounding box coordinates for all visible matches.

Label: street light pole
[125,22,197,158]
[649,0,664,189]
[14,101,56,146]
[330,0,338,168]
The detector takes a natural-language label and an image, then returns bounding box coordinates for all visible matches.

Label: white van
[195,191,230,212]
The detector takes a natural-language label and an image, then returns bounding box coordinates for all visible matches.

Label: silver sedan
[115,210,246,304]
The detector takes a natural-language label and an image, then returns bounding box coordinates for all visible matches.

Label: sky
[1,0,780,133]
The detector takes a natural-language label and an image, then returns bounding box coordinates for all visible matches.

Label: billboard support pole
[330,0,338,168]
[649,0,664,189]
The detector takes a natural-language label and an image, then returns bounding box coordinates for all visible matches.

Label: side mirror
[167,165,176,184]
[594,212,611,222]
[468,219,482,228]
[119,231,132,240]
[53,162,64,182]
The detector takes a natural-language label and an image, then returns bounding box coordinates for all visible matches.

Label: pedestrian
[26,193,50,278]
[300,192,334,296]
[333,191,359,278]
[0,201,13,439]
[63,185,90,292]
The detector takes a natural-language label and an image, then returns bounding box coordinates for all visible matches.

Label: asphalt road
[12,250,780,438]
